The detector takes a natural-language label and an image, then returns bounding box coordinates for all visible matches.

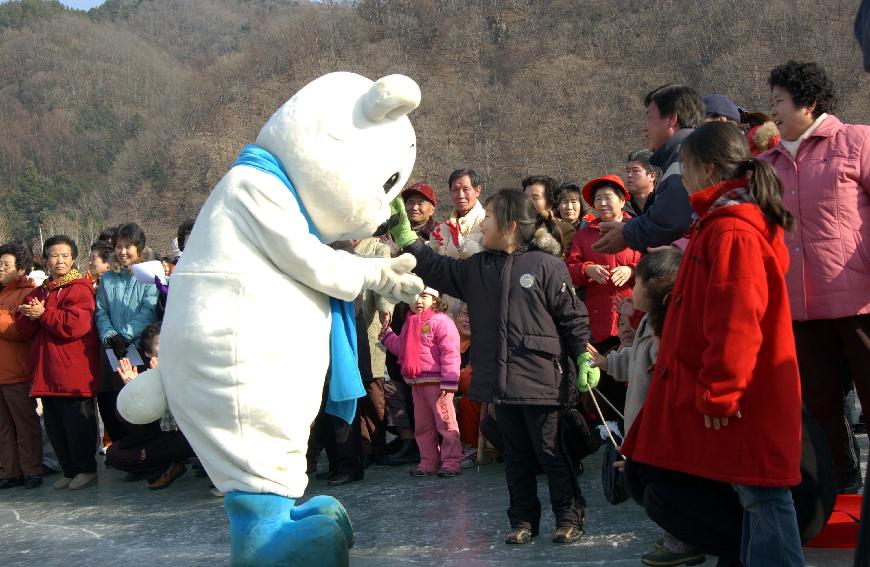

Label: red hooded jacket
[14,276,100,398]
[621,179,802,487]
[565,215,641,343]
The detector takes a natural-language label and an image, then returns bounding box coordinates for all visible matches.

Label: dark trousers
[0,382,43,478]
[625,460,742,566]
[308,383,363,478]
[793,314,870,488]
[42,396,98,477]
[494,404,586,531]
[97,390,130,443]
[106,428,194,482]
[359,378,387,459]
[385,353,415,432]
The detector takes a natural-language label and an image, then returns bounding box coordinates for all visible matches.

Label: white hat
[421,287,440,298]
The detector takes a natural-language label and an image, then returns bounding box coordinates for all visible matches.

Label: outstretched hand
[575,352,601,392]
[364,253,424,305]
[118,358,139,385]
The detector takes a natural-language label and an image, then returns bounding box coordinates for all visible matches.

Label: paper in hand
[131,260,167,286]
[105,344,145,372]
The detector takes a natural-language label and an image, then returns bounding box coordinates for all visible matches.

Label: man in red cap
[401,182,438,241]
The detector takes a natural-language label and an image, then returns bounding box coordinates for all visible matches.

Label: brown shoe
[148,462,187,490]
[505,527,537,544]
[552,525,584,543]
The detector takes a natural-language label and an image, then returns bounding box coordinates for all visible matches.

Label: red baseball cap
[582,175,629,206]
[401,182,437,206]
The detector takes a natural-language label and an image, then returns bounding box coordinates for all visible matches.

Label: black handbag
[589,388,630,505]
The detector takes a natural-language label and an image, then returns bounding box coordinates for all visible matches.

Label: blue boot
[224,492,351,567]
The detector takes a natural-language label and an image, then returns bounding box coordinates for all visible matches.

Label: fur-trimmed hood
[529,226,562,257]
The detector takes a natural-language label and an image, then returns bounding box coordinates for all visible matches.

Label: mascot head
[256,72,421,243]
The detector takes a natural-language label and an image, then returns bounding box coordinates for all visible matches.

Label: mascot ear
[362,75,421,122]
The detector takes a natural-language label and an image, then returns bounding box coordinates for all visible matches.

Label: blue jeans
[733,484,804,567]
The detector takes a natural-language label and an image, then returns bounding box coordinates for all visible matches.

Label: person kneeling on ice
[386,188,598,545]
[380,287,462,478]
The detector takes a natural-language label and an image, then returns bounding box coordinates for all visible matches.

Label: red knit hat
[582,175,629,206]
[401,182,437,206]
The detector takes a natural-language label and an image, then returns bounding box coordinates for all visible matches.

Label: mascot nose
[362,75,421,122]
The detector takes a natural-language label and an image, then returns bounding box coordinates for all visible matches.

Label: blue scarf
[233,144,364,424]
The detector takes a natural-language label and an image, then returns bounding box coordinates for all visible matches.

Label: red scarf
[401,307,435,379]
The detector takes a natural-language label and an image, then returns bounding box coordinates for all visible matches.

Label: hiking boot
[68,472,98,490]
[505,527,536,544]
[552,526,584,543]
[641,547,706,566]
[54,476,74,489]
[24,475,42,489]
[148,462,187,490]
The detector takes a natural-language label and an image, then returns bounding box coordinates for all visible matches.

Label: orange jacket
[0,276,37,385]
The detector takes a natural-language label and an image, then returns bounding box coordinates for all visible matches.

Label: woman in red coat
[621,122,803,567]
[15,235,101,491]
[565,175,641,418]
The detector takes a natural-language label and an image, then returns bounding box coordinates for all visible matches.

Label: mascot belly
[117,72,425,567]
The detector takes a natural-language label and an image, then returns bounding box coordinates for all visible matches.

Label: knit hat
[420,287,440,298]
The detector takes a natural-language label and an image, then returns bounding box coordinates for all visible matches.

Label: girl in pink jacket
[381,287,462,477]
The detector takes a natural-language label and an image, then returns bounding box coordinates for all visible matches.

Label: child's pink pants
[412,383,462,473]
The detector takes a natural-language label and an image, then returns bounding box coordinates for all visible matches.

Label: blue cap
[703,94,741,122]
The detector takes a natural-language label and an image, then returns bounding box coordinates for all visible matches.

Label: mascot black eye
[383,172,401,193]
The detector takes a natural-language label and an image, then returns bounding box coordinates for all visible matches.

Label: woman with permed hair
[760,61,870,494]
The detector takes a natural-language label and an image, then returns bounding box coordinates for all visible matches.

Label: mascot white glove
[362,253,424,305]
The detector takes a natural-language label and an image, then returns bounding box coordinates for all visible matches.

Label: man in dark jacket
[594,84,702,254]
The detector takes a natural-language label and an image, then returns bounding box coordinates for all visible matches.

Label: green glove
[575,352,601,393]
[388,197,418,249]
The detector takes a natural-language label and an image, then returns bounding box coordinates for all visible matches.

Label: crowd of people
[0,60,867,567]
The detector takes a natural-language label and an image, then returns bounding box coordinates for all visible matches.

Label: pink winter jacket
[382,312,461,391]
[760,115,870,321]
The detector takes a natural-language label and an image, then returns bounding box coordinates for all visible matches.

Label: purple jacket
[382,312,461,391]
[760,115,870,321]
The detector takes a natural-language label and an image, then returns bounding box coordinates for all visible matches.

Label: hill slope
[0,0,867,253]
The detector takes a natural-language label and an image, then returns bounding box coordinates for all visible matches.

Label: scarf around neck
[45,269,84,291]
[233,144,365,424]
[401,307,435,379]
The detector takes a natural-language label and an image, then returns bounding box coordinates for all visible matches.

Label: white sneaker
[54,476,73,489]
[68,472,98,490]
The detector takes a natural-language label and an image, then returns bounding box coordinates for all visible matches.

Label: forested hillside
[0,0,867,255]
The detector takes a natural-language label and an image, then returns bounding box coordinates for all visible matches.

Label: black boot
[383,439,420,466]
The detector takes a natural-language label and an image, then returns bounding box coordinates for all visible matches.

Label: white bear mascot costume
[117,72,425,567]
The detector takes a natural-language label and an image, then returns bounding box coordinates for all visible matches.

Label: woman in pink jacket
[381,287,462,477]
[761,60,870,492]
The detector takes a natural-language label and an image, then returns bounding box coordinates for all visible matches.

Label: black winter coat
[405,230,590,406]
[623,128,694,251]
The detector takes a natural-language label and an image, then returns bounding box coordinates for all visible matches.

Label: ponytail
[738,158,796,231]
[682,122,796,232]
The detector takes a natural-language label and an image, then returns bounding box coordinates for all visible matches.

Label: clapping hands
[18,298,45,320]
